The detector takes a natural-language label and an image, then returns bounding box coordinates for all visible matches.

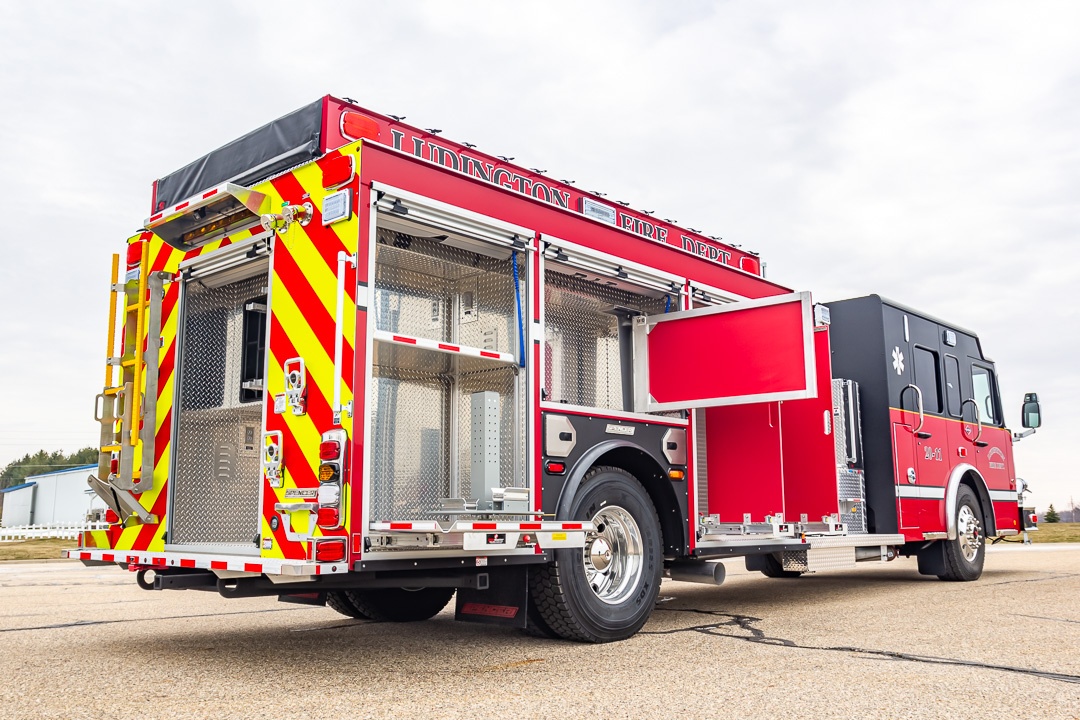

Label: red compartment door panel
[635,291,816,411]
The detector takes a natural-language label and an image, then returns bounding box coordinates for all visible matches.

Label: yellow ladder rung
[120,358,139,368]
[103,386,124,396]
[125,300,150,313]
[100,445,121,452]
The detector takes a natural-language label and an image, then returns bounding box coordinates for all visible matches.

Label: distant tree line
[0,448,97,490]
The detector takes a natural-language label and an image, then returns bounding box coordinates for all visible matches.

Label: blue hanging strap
[664,294,672,313]
[512,250,526,367]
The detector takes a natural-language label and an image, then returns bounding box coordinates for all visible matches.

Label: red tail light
[545,462,566,475]
[316,540,346,563]
[321,154,355,189]
[126,241,146,269]
[319,440,341,460]
[105,509,120,524]
[317,507,340,528]
[340,111,380,142]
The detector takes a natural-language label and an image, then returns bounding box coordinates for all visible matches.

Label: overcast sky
[0,1,1076,511]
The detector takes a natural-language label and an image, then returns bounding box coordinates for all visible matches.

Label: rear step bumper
[65,549,348,577]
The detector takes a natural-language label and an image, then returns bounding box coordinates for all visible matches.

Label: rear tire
[938,485,985,581]
[530,466,663,643]
[325,590,370,619]
[759,553,803,578]
[344,587,455,622]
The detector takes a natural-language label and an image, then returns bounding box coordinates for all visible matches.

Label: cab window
[944,355,962,417]
[913,346,941,414]
[970,365,999,426]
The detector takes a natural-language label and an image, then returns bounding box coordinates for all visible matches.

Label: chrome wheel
[957,504,983,562]
[582,505,644,605]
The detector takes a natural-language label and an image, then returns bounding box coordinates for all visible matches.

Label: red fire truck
[70,96,1041,642]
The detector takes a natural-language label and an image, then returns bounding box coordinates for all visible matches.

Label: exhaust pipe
[666,561,726,586]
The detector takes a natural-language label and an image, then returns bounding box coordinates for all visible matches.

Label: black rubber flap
[154,98,323,210]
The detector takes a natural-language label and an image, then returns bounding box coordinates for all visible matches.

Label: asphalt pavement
[1,545,1078,719]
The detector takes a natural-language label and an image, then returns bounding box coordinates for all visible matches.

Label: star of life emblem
[891,346,905,375]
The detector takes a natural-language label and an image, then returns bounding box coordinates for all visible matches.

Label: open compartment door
[633,291,816,411]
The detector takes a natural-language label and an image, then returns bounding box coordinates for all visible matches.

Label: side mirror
[1021,392,1041,429]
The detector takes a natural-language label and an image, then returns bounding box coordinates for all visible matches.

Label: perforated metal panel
[694,409,709,517]
[171,272,266,548]
[544,270,666,411]
[456,366,524,494]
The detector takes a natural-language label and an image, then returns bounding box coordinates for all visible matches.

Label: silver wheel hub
[582,505,644,605]
[957,504,983,562]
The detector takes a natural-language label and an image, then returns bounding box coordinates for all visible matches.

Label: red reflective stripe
[152,557,167,566]
[473,523,497,530]
[393,335,417,344]
[202,188,218,198]
[438,343,460,352]
[561,523,583,530]
[180,559,196,568]
[149,212,163,222]
[175,202,189,211]
[80,552,91,560]
[480,351,500,359]
[520,523,542,530]
[211,561,227,570]
[102,553,114,562]
[244,563,262,573]
[389,522,412,530]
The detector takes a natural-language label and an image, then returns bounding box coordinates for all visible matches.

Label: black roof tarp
[153,98,324,211]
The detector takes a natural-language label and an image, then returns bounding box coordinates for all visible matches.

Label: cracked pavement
[1,545,1078,719]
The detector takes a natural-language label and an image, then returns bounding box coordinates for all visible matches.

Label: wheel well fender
[945,463,996,538]
[556,440,685,556]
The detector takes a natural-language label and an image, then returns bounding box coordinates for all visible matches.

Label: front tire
[938,485,985,581]
[344,587,455,622]
[530,466,663,643]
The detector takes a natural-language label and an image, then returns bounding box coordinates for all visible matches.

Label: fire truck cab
[71,96,1041,642]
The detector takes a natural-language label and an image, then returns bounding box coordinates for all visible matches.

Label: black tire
[344,587,455,622]
[521,592,560,639]
[326,590,370,619]
[759,553,803,579]
[529,466,663,643]
[938,485,985,581]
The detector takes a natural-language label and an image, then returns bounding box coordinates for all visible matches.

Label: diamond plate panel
[831,379,847,466]
[781,550,809,572]
[805,545,857,572]
[369,366,451,522]
[838,468,866,501]
[544,270,666,411]
[373,230,516,354]
[172,272,266,548]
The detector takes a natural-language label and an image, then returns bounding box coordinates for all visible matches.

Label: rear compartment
[170,257,269,553]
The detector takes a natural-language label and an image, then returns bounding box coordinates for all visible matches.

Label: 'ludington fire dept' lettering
[390,128,731,264]
[391,129,571,208]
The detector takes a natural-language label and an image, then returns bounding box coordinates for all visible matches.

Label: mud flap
[917,541,948,576]
[455,565,528,628]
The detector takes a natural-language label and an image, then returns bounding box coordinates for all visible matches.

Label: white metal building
[0,465,103,527]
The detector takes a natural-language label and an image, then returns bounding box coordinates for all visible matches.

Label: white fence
[0,523,110,542]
